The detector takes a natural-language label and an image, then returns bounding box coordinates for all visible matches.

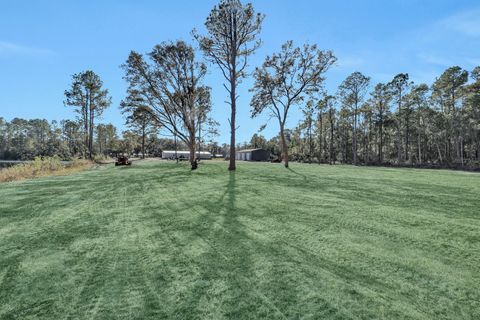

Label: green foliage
[265,65,480,168]
[250,41,336,167]
[64,70,112,159]
[0,118,120,160]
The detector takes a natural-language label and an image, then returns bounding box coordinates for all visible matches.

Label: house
[161,150,213,160]
[235,148,270,161]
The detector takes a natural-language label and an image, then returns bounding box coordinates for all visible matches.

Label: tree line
[0,117,223,161]
[242,66,480,169]
[0,117,114,160]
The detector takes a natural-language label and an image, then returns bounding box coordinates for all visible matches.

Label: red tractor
[115,155,132,166]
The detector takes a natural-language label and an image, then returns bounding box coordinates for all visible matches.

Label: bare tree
[194,0,264,171]
[122,41,212,170]
[250,41,336,168]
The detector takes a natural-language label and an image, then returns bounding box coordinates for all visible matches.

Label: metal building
[235,148,270,161]
[161,150,213,160]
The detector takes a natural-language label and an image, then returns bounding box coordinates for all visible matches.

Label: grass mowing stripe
[0,160,479,319]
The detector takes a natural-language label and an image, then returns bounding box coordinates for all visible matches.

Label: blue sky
[1,0,479,144]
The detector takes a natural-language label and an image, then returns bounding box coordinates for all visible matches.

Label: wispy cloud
[440,8,480,37]
[0,41,56,57]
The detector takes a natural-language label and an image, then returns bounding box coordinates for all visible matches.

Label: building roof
[162,150,212,155]
[236,148,266,153]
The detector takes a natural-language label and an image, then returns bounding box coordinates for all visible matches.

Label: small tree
[95,123,118,156]
[194,0,264,171]
[251,41,336,167]
[123,107,159,159]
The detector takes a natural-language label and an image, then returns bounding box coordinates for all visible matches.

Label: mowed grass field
[0,160,479,320]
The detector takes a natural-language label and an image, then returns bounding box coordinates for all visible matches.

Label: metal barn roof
[162,151,212,155]
[236,148,265,153]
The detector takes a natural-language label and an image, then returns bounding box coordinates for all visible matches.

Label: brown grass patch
[0,157,93,183]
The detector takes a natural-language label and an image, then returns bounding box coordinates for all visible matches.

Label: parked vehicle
[115,155,132,166]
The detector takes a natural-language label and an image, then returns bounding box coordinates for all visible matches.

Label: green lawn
[0,161,479,319]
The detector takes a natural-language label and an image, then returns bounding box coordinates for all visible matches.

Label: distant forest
[260,66,480,170]
[0,117,225,161]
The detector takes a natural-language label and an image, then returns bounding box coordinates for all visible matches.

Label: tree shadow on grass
[286,166,307,180]
[164,172,256,317]
[169,171,304,319]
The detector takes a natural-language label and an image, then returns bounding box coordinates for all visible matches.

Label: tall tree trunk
[460,136,464,167]
[228,81,236,171]
[367,114,372,165]
[174,132,178,164]
[353,104,358,165]
[418,132,422,165]
[436,143,443,164]
[228,15,238,172]
[405,112,410,163]
[84,93,89,160]
[329,108,334,165]
[89,108,94,160]
[308,119,312,164]
[189,132,197,170]
[142,125,145,159]
[198,121,202,161]
[317,114,322,164]
[397,90,402,164]
[379,110,384,164]
[280,124,289,168]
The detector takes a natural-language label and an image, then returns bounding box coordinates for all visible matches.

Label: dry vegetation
[0,156,92,182]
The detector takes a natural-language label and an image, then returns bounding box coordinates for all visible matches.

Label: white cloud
[0,41,56,56]
[440,8,480,37]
